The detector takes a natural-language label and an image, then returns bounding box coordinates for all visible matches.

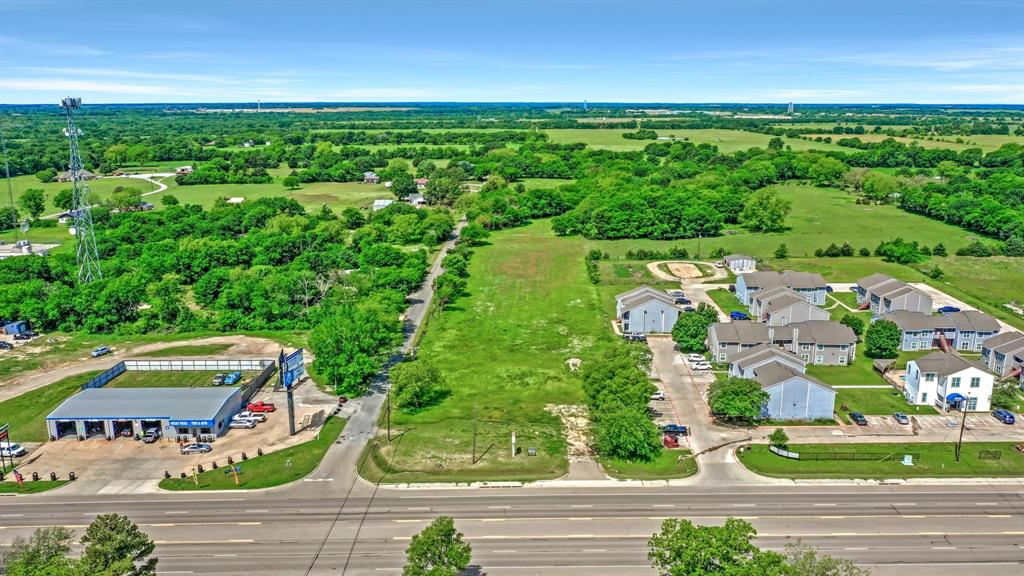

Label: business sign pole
[0,423,8,477]
[281,348,305,437]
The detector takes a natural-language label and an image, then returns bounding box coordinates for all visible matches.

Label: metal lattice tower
[1,120,14,209]
[60,97,102,283]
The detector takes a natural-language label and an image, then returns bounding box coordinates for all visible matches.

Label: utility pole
[386,390,392,444]
[955,399,968,462]
[471,405,477,464]
[696,233,702,260]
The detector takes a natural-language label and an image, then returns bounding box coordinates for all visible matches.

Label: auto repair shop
[46,387,243,442]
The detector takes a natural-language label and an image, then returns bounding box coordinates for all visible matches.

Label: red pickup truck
[246,401,277,413]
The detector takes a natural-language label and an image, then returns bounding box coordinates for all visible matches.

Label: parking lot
[10,382,337,494]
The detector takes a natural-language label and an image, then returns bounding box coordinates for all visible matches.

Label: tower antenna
[0,119,13,209]
[60,97,102,283]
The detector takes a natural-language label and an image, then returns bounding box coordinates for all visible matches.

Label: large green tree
[77,513,158,576]
[391,360,449,411]
[648,518,787,576]
[839,314,865,339]
[18,188,46,219]
[403,516,472,576]
[110,187,143,212]
[0,526,76,576]
[808,156,847,186]
[594,407,663,462]
[311,301,404,394]
[861,172,901,203]
[864,319,900,358]
[54,188,75,212]
[739,188,791,233]
[671,303,718,352]
[708,377,768,424]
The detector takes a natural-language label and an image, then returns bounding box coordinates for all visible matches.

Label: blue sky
[1,0,1022,104]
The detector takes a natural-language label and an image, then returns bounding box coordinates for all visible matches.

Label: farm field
[158,178,390,211]
[800,133,1023,152]
[738,442,1024,479]
[543,128,847,153]
[366,219,615,482]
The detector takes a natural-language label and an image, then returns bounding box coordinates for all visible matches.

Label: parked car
[728,284,736,292]
[650,391,666,401]
[686,354,706,363]
[212,373,227,386]
[849,412,869,426]
[223,371,243,385]
[623,332,646,342]
[231,414,260,426]
[683,306,696,313]
[237,410,266,422]
[992,409,1016,425]
[142,428,161,443]
[0,341,13,351]
[13,332,35,341]
[714,262,724,268]
[247,401,277,413]
[661,424,689,436]
[848,286,858,292]
[674,297,692,305]
[90,346,111,358]
[729,311,750,321]
[0,442,28,458]
[937,306,961,314]
[180,443,212,455]
[892,412,910,425]
[691,362,712,371]
[229,420,257,429]
[338,396,349,406]
[825,285,834,293]
[668,290,685,297]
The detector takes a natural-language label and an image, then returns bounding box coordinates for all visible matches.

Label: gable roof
[781,271,827,290]
[856,273,898,291]
[709,321,770,345]
[732,344,805,372]
[724,254,754,262]
[876,284,924,301]
[983,331,1024,354]
[944,310,1000,333]
[879,310,949,331]
[763,295,807,316]
[752,361,832,391]
[789,320,857,345]
[620,290,678,311]
[912,351,988,376]
[615,285,666,302]
[751,285,802,304]
[740,270,826,291]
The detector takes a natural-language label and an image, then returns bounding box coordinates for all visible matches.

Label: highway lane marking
[652,504,675,508]
[245,509,269,513]
[488,506,510,509]
[387,513,1019,523]
[814,503,837,507]
[571,505,593,508]
[153,539,255,545]
[583,549,608,552]
[976,502,1000,506]
[389,530,1024,541]
[732,504,757,507]
[481,519,505,522]
[164,511,188,515]
[405,507,431,511]
[0,514,24,517]
[893,503,918,506]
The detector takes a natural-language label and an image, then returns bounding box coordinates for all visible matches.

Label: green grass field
[0,480,68,494]
[2,174,163,216]
[801,133,1023,152]
[136,344,233,357]
[738,442,1024,479]
[159,178,389,211]
[0,371,99,442]
[107,370,256,389]
[706,288,747,316]
[159,416,345,490]
[600,450,697,480]
[365,220,617,483]
[543,128,847,153]
[808,350,936,420]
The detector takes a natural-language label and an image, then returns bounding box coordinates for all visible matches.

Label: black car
[849,412,868,426]
[728,284,736,293]
[0,341,12,350]
[13,332,34,341]
[674,297,692,305]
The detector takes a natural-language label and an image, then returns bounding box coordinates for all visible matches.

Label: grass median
[159,416,346,490]
[599,450,698,481]
[738,442,1024,479]
[0,480,69,494]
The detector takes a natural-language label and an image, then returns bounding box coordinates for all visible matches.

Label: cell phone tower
[60,97,102,283]
[1,120,14,208]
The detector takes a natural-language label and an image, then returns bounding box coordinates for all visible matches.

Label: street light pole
[955,399,968,462]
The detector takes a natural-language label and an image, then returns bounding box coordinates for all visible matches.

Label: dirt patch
[667,262,702,278]
[546,404,593,457]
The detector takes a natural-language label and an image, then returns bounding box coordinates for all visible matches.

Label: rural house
[415,178,429,190]
[722,254,756,273]
[707,321,771,363]
[615,286,680,335]
[363,171,380,184]
[371,199,394,211]
[855,273,932,315]
[980,331,1024,379]
[879,310,1001,352]
[904,351,994,411]
[56,169,97,182]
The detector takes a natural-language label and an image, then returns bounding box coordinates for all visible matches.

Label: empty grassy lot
[158,178,388,211]
[160,415,345,490]
[136,344,233,357]
[2,174,159,215]
[706,288,748,317]
[0,371,100,442]
[108,370,257,389]
[366,220,616,483]
[738,442,1024,479]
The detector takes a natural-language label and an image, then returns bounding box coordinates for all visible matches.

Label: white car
[0,442,27,458]
[229,419,257,429]
[686,354,706,363]
[235,410,266,423]
[650,391,666,401]
[691,362,712,371]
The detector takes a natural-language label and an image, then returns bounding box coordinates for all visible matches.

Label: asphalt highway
[2,484,1021,575]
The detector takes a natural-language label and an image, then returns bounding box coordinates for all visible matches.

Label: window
[622,311,630,320]
[801,343,811,351]
[910,342,918,351]
[623,323,629,331]
[925,373,935,382]
[720,342,727,349]
[921,392,928,403]
[719,353,726,362]
[967,397,978,410]
[950,377,960,388]
[176,427,188,435]
[838,355,847,365]
[816,344,824,351]
[970,377,981,388]
[815,355,824,364]
[200,427,211,434]
[801,354,809,361]
[840,345,848,351]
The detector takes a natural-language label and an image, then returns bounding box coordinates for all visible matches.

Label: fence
[81,358,276,391]
[768,445,918,462]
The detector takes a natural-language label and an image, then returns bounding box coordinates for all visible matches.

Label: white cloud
[0,35,106,57]
[0,78,180,96]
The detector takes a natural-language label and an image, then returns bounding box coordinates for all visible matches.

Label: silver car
[180,443,212,455]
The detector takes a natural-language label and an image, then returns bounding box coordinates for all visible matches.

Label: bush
[956,240,994,257]
[768,428,789,449]
[391,360,449,411]
[840,314,865,338]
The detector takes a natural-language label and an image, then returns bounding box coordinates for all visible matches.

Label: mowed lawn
[136,343,233,357]
[108,370,257,388]
[158,178,389,211]
[3,174,162,216]
[373,220,614,482]
[0,371,100,442]
[739,442,1024,479]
